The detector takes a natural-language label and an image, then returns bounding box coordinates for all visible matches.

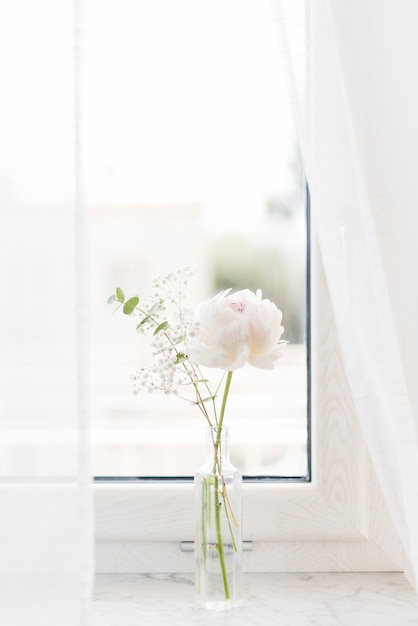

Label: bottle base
[196,598,242,611]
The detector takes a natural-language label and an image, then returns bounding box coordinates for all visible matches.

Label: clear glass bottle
[194,426,243,610]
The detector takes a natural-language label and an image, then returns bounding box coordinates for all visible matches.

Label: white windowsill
[92,572,418,625]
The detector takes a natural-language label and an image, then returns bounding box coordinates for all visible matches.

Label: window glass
[86,0,308,478]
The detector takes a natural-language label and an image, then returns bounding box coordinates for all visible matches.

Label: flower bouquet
[108,268,286,609]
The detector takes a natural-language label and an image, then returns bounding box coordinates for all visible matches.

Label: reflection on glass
[86,0,308,478]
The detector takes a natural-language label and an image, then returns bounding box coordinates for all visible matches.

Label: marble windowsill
[93,572,418,625]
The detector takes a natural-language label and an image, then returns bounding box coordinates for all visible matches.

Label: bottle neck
[206,426,231,469]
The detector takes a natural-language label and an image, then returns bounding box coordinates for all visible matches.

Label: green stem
[214,474,230,599]
[215,371,233,448]
[212,371,234,600]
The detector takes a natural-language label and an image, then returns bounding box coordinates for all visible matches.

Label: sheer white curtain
[274,0,418,588]
[0,1,93,624]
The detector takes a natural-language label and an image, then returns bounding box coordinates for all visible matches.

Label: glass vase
[194,426,243,610]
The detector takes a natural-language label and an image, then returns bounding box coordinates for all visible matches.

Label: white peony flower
[188,288,285,371]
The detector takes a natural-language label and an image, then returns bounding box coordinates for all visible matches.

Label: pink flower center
[229,301,246,314]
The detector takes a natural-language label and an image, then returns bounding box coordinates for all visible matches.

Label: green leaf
[123,296,139,315]
[149,301,161,314]
[153,320,169,335]
[116,287,125,303]
[200,396,215,404]
[175,352,187,364]
[107,294,116,305]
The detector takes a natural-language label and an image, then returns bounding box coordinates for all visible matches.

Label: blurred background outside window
[86,0,308,478]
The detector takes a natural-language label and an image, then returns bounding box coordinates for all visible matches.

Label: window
[89,2,403,574]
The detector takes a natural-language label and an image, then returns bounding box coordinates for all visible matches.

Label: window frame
[94,232,404,574]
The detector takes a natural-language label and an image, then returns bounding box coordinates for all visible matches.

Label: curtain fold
[274,0,418,588]
[0,1,93,624]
